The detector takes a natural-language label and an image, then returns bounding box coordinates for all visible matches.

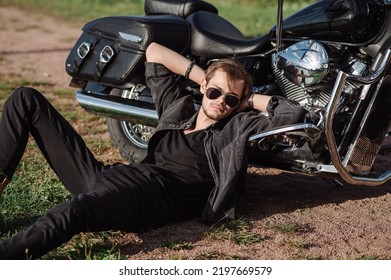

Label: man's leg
[0,165,174,259]
[0,87,104,195]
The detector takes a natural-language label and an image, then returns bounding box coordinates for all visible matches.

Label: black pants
[0,87,178,259]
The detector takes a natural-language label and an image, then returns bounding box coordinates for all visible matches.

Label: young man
[0,42,304,259]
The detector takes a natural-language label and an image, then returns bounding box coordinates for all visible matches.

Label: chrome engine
[262,39,374,168]
[272,40,370,114]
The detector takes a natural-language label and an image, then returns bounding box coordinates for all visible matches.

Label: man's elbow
[145,42,161,63]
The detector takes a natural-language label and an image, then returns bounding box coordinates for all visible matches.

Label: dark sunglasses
[205,87,241,108]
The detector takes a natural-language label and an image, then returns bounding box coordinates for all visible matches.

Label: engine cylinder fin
[274,68,331,108]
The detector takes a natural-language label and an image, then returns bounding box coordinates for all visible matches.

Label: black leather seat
[186,11,271,58]
[144,0,218,18]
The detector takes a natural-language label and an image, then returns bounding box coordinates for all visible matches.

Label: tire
[107,88,155,162]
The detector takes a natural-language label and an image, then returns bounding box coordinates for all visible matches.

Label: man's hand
[234,94,252,113]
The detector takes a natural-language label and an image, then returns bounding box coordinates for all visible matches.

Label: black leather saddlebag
[66,15,190,86]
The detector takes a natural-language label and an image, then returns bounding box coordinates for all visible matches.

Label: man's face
[200,70,245,122]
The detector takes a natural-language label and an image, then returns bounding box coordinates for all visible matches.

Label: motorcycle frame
[323,49,391,186]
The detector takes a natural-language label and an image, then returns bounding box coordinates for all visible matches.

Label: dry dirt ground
[0,6,390,260]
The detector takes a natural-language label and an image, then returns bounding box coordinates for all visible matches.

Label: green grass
[0,150,71,235]
[160,238,194,251]
[269,222,313,235]
[42,232,123,260]
[206,217,265,245]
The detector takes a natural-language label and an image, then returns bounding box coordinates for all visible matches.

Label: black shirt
[141,129,214,216]
[143,129,211,182]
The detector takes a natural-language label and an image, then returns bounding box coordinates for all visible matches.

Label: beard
[201,102,229,122]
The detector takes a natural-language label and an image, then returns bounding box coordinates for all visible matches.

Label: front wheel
[107,88,155,162]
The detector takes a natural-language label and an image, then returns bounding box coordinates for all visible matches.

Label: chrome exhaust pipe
[76,90,158,127]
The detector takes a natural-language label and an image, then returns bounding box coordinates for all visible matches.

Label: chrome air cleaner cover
[273,40,329,87]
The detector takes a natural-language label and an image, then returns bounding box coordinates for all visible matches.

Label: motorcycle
[65,0,391,187]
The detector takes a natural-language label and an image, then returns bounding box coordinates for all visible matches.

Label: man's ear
[200,78,207,94]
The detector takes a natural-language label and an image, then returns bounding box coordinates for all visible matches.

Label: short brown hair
[204,59,253,99]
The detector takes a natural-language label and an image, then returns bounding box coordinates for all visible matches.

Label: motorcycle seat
[144,0,218,18]
[187,11,271,58]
